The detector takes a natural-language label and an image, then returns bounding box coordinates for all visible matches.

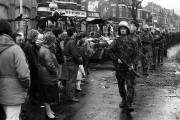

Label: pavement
[1,45,180,120]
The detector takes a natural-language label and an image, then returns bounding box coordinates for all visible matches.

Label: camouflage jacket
[152,33,164,47]
[139,31,154,45]
[128,33,142,49]
[107,35,138,70]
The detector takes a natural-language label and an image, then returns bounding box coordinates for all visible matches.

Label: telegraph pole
[20,0,23,14]
[20,0,23,30]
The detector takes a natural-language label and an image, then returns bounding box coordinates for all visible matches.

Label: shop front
[59,9,87,31]
[37,3,87,31]
[86,11,101,35]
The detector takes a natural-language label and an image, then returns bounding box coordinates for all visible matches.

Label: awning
[86,18,106,24]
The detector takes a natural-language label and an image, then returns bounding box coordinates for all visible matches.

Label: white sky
[142,0,180,9]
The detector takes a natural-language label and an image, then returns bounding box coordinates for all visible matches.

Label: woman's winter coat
[0,34,30,105]
[38,45,58,85]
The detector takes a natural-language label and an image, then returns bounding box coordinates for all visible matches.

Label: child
[76,65,86,91]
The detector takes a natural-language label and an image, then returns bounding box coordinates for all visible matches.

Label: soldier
[139,24,154,75]
[156,28,164,66]
[107,21,138,113]
[152,28,163,68]
[128,24,142,71]
[162,29,169,57]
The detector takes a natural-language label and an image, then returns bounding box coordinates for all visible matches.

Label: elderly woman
[23,29,40,104]
[38,32,59,119]
[0,20,30,120]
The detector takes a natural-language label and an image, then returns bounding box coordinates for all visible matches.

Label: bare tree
[119,0,144,27]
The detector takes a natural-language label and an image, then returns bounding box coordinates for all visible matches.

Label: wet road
[55,45,180,120]
[53,45,180,120]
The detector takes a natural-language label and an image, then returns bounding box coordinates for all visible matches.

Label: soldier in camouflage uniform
[152,28,163,69]
[162,29,169,57]
[107,21,138,113]
[139,24,154,75]
[128,24,142,71]
[156,28,164,66]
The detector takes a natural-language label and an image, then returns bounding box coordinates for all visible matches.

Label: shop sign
[58,9,87,17]
[87,11,100,17]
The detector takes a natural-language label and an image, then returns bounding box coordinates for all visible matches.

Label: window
[81,6,85,10]
[122,6,126,17]
[126,7,130,18]
[81,1,86,6]
[0,5,8,19]
[77,0,81,4]
[137,10,141,19]
[112,6,116,17]
[119,6,122,17]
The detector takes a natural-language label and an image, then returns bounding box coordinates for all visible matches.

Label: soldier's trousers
[141,46,152,73]
[152,46,159,67]
[116,70,134,105]
[134,55,140,71]
[158,48,164,64]
[163,44,168,57]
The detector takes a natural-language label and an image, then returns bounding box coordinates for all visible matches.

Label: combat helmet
[118,21,130,36]
[155,28,161,32]
[142,24,149,30]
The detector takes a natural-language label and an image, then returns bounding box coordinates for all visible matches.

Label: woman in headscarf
[23,29,40,104]
[38,32,59,119]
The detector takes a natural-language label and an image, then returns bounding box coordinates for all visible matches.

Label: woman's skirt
[39,84,59,103]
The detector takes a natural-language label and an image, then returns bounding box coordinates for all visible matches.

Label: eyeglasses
[17,39,24,43]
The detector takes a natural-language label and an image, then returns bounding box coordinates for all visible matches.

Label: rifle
[115,54,139,78]
[115,54,148,86]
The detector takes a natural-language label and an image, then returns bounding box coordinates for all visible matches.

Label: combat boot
[126,102,134,114]
[143,69,149,76]
[119,97,126,108]
[151,65,157,70]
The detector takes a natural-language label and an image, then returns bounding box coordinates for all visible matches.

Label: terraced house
[143,2,180,30]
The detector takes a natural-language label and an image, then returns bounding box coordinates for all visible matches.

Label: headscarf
[61,32,67,41]
[36,34,44,46]
[43,32,56,45]
[27,29,39,41]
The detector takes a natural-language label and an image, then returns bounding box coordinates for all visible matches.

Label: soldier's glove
[118,59,122,63]
[129,66,134,71]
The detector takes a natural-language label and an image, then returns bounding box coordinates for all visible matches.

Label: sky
[142,0,180,9]
[86,0,180,14]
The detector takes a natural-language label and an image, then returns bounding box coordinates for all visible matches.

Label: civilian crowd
[0,19,94,120]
